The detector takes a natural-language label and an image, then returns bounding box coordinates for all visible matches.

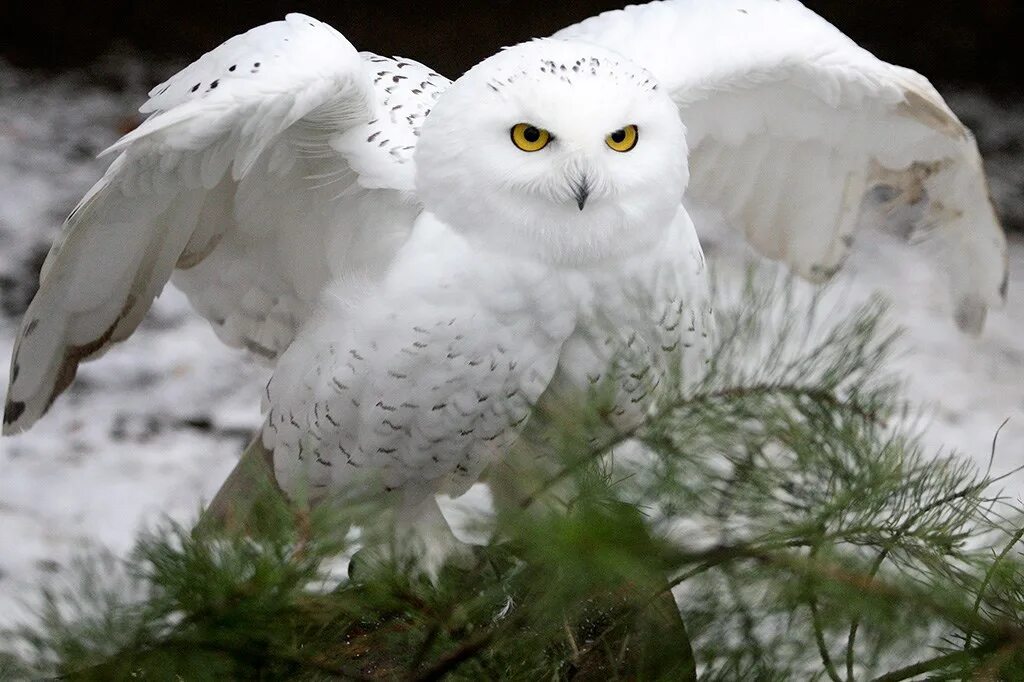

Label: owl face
[415,40,689,265]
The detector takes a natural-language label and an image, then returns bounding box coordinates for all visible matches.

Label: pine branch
[845,548,889,681]
[6,280,1024,680]
[412,627,501,682]
[870,646,998,682]
[964,525,1024,649]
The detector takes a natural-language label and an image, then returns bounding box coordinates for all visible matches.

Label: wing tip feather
[897,87,968,141]
[4,288,140,435]
[2,399,27,435]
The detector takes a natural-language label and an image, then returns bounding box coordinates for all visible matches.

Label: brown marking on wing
[45,294,138,412]
[897,88,967,141]
[176,231,224,269]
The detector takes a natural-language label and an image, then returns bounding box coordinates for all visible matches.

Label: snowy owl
[3,1,1008,566]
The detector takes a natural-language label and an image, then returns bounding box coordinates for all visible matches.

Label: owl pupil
[523,126,541,142]
[611,129,627,143]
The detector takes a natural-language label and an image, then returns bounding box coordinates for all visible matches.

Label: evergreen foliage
[4,274,1023,681]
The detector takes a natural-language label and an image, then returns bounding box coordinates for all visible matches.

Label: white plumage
[3,1,1007,565]
[557,0,1006,333]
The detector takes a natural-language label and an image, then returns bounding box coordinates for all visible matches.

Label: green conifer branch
[4,277,1023,680]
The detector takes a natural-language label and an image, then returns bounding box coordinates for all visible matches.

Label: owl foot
[348,493,475,584]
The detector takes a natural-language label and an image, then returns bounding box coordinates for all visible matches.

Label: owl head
[415,39,688,265]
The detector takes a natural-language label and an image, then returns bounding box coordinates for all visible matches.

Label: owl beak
[572,175,591,211]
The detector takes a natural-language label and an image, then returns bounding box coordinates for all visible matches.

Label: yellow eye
[511,123,551,152]
[606,125,639,152]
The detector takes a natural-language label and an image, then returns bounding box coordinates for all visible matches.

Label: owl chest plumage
[550,214,713,431]
[266,210,710,500]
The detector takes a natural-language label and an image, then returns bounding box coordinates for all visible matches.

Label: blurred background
[1,0,1022,627]
[5,0,1024,93]
[3,0,1023,240]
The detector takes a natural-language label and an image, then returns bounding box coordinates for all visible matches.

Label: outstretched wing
[4,14,449,433]
[556,0,1008,333]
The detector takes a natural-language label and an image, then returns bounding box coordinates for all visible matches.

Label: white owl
[2,1,1007,570]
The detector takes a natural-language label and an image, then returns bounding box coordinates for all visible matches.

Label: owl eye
[606,125,639,152]
[511,123,551,152]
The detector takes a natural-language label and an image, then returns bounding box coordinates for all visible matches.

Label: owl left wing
[555,0,1008,333]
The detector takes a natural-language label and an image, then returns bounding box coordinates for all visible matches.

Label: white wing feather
[8,2,1008,435]
[556,0,1008,332]
[4,14,448,433]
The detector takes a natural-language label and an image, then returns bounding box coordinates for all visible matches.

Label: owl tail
[196,433,287,536]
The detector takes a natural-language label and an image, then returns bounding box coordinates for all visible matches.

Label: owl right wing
[556,0,1008,334]
[4,14,450,434]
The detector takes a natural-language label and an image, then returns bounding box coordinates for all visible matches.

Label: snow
[0,59,1021,627]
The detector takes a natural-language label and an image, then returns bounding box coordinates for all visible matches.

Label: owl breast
[547,207,713,432]
[265,208,711,504]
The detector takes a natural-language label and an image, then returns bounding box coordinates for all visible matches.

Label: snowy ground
[0,59,1022,627]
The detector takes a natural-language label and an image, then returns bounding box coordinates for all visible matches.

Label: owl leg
[394,490,475,582]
